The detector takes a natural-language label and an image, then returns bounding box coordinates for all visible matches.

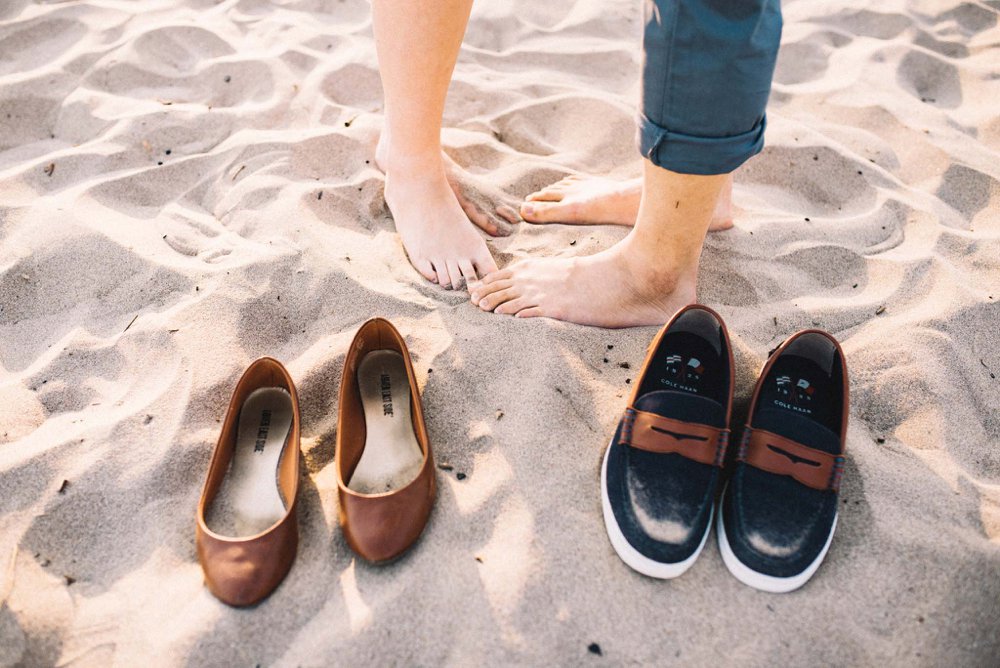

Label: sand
[1,0,999,665]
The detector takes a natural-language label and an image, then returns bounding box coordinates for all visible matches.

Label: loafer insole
[206,387,293,537]
[347,350,424,495]
[756,353,840,443]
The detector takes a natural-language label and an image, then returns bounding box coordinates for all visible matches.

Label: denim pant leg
[639,0,782,175]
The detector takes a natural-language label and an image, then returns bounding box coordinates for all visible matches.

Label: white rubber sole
[716,484,838,594]
[600,443,712,579]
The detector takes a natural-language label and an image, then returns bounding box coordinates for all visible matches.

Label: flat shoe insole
[205,387,293,537]
[347,350,424,495]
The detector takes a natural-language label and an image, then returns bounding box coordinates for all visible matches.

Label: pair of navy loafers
[601,305,849,593]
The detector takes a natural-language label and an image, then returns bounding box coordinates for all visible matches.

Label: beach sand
[1,0,999,664]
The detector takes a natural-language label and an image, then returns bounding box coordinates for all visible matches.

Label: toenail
[523,205,534,215]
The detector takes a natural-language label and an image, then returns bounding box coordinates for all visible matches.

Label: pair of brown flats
[195,318,435,607]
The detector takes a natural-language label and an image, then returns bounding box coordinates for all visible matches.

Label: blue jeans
[639,0,782,175]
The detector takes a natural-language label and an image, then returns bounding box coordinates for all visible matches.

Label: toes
[514,307,545,319]
[473,250,499,278]
[413,258,437,283]
[446,260,465,290]
[432,261,452,289]
[460,198,486,224]
[521,201,574,223]
[479,268,508,287]
[478,287,519,312]
[460,198,500,236]
[486,213,514,237]
[495,204,521,228]
[459,260,479,290]
[494,296,536,316]
[471,278,513,302]
[476,269,510,294]
[526,189,564,202]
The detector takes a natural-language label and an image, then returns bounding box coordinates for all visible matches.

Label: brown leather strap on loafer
[736,426,845,491]
[618,407,730,467]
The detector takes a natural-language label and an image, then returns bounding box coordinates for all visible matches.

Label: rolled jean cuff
[638,113,767,175]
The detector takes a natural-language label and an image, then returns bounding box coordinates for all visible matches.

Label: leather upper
[737,426,845,491]
[618,407,730,467]
[336,318,436,563]
[195,357,301,607]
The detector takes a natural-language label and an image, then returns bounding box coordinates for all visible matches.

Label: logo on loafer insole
[660,354,704,392]
[774,376,814,414]
[254,410,272,452]
[380,373,394,416]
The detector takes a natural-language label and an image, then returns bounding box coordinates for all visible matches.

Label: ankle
[386,155,448,187]
[381,143,443,174]
[615,234,697,296]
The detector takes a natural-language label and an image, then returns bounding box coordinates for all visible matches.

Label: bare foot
[441,152,523,235]
[381,153,498,289]
[520,174,734,232]
[376,132,520,238]
[468,233,697,328]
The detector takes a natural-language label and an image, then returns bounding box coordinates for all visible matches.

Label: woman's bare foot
[376,132,520,238]
[520,174,734,231]
[441,151,523,235]
[468,232,698,328]
[382,152,498,289]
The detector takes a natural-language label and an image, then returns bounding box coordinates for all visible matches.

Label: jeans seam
[658,0,681,148]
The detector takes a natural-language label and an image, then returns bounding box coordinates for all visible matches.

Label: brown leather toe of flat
[197,520,299,607]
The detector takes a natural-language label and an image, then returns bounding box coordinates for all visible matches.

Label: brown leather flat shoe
[195,357,301,607]
[336,318,435,562]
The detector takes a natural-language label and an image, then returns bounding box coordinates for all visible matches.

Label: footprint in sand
[321,62,383,111]
[739,145,879,217]
[774,31,851,86]
[897,49,963,109]
[0,17,85,76]
[936,164,1000,223]
[489,95,634,169]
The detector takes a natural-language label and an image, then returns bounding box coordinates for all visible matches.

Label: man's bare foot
[382,153,498,289]
[376,131,520,238]
[520,174,734,232]
[468,233,697,328]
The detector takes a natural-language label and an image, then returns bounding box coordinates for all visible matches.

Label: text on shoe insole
[380,372,394,416]
[254,410,272,452]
